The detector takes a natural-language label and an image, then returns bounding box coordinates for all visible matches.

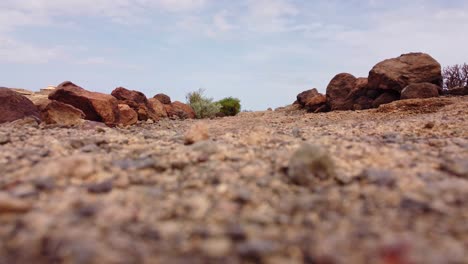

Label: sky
[1,0,467,110]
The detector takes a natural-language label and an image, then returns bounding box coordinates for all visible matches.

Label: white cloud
[0,36,64,64]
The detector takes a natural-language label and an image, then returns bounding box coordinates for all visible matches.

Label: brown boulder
[368,52,442,92]
[166,101,196,119]
[148,98,168,118]
[326,73,373,111]
[296,88,327,112]
[117,104,138,126]
[401,83,440,100]
[445,86,468,96]
[154,93,171,104]
[41,101,85,126]
[0,88,40,124]
[49,81,120,126]
[111,87,158,121]
[372,92,400,108]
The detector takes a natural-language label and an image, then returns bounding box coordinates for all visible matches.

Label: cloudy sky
[1,0,467,110]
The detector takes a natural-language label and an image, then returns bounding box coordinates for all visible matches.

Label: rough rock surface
[41,100,86,126]
[111,87,157,121]
[154,93,171,105]
[117,104,138,126]
[148,98,168,118]
[0,96,467,263]
[326,73,358,111]
[401,83,440,100]
[166,101,196,119]
[368,52,442,92]
[49,81,120,126]
[445,86,468,96]
[0,88,40,124]
[296,88,327,112]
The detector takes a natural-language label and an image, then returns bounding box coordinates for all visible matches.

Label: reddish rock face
[111,87,159,121]
[166,101,196,119]
[296,88,327,112]
[153,94,171,105]
[368,52,442,92]
[49,81,120,126]
[41,101,85,126]
[0,88,40,124]
[117,104,138,126]
[326,73,359,111]
[148,98,168,118]
[401,83,440,100]
[372,92,400,108]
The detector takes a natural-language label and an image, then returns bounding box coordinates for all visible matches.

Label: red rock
[148,98,168,118]
[111,87,158,121]
[41,101,85,126]
[368,52,442,92]
[326,73,359,111]
[49,81,120,126]
[166,101,196,119]
[117,104,138,126]
[153,93,171,104]
[296,88,327,112]
[400,83,440,100]
[372,92,400,108]
[0,88,40,124]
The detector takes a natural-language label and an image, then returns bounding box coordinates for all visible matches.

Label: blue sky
[1,0,467,110]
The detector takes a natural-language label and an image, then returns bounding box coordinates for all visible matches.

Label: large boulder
[0,88,40,124]
[153,93,171,105]
[41,100,85,126]
[49,81,120,126]
[165,101,196,119]
[296,88,327,112]
[111,87,159,121]
[368,53,442,93]
[148,98,168,118]
[117,104,138,126]
[326,74,374,111]
[401,83,440,100]
[372,92,400,108]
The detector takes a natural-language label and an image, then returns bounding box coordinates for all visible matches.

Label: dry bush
[443,63,468,89]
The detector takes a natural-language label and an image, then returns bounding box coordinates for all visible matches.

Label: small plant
[217,97,241,116]
[186,89,221,119]
[443,63,468,89]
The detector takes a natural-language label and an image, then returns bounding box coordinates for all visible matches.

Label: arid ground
[1,96,467,264]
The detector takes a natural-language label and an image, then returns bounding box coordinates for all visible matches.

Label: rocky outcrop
[111,87,159,121]
[166,101,196,119]
[296,89,327,112]
[117,104,138,126]
[154,93,171,105]
[0,88,40,124]
[372,92,400,108]
[401,83,440,100]
[49,81,120,126]
[148,98,168,118]
[41,101,85,126]
[326,73,358,111]
[368,52,442,92]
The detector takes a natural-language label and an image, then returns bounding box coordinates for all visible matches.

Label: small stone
[87,180,113,194]
[237,240,277,261]
[287,143,336,186]
[359,168,396,187]
[0,133,11,145]
[184,122,209,145]
[424,122,435,129]
[0,192,32,214]
[440,158,468,178]
[201,238,232,258]
[33,178,56,191]
[226,224,247,242]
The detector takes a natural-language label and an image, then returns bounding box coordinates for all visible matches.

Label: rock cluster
[0,82,195,126]
[296,52,458,112]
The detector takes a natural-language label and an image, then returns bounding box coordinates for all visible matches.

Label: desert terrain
[1,95,467,264]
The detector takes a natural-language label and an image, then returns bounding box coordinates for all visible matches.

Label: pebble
[0,192,32,214]
[184,122,209,145]
[87,180,113,194]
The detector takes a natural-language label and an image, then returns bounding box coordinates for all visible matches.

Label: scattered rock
[167,101,196,119]
[49,81,120,126]
[87,180,113,194]
[0,87,40,124]
[111,87,159,121]
[184,123,209,145]
[287,143,336,186]
[118,104,138,126]
[148,98,168,118]
[401,83,440,100]
[368,52,442,92]
[41,100,86,126]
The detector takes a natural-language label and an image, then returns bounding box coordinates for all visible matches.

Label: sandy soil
[0,96,467,264]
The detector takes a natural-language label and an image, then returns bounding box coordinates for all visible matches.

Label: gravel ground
[0,96,467,264]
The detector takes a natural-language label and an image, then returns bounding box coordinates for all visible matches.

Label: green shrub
[186,89,221,119]
[217,97,241,116]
